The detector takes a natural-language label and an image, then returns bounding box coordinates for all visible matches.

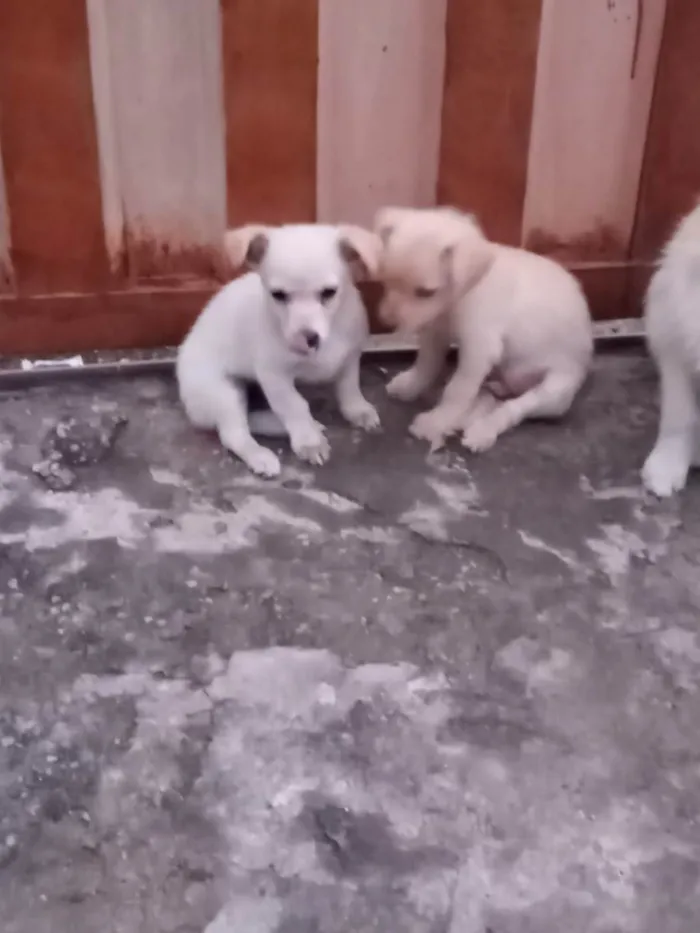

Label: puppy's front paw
[387,369,426,402]
[246,446,282,478]
[642,446,689,498]
[343,401,381,432]
[291,424,331,466]
[409,411,451,450]
[461,418,499,453]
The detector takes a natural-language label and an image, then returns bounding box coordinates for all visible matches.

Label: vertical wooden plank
[87,0,227,282]
[221,0,318,227]
[0,0,110,294]
[437,0,542,245]
[86,0,125,277]
[632,0,700,260]
[522,0,667,262]
[317,0,447,227]
[0,140,13,293]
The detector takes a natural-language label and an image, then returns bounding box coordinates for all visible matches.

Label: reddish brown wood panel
[221,0,318,228]
[437,0,542,245]
[0,288,213,357]
[0,0,110,295]
[570,265,635,322]
[632,0,700,260]
[87,0,228,285]
[0,284,386,356]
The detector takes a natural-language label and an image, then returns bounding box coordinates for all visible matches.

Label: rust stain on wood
[438,0,543,245]
[632,0,700,260]
[0,0,110,294]
[121,226,229,286]
[221,0,318,227]
[525,223,629,263]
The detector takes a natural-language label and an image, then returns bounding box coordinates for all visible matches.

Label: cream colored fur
[642,201,700,497]
[375,206,594,452]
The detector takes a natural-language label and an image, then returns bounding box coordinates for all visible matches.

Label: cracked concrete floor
[0,351,699,932]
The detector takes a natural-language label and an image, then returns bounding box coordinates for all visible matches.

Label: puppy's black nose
[303,330,320,350]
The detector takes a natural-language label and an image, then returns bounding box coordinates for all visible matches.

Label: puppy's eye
[319,286,338,303]
[414,286,437,299]
[270,289,290,304]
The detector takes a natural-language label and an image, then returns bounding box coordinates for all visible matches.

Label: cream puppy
[375,206,593,451]
[177,223,381,478]
[642,202,700,497]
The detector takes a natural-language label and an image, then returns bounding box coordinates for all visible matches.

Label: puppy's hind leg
[460,390,500,433]
[215,381,282,478]
[462,368,583,453]
[642,359,697,497]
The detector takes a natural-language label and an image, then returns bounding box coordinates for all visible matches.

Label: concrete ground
[0,350,699,933]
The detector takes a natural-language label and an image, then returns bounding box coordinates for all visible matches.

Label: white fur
[177,223,381,478]
[376,207,593,451]
[642,202,700,497]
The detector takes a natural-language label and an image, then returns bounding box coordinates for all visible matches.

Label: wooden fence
[0,0,697,356]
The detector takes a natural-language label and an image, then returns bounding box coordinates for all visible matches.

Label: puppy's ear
[224,225,271,271]
[373,206,408,246]
[337,225,383,281]
[442,227,495,296]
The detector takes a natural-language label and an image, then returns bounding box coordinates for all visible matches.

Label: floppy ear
[373,206,409,246]
[337,224,383,281]
[442,229,495,296]
[224,224,271,271]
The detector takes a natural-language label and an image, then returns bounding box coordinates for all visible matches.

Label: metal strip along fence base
[0,321,645,393]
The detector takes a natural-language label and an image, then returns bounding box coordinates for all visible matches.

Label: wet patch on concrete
[0,352,699,931]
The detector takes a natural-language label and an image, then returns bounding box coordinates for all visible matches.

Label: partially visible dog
[642,201,700,497]
[177,223,381,477]
[375,206,593,452]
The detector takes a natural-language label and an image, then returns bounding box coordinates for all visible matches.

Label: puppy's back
[176,273,263,424]
[475,245,592,360]
[178,273,262,369]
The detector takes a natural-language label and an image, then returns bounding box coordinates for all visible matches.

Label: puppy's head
[374,207,495,332]
[224,223,380,356]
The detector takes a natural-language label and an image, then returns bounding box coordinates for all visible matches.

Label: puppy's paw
[387,369,426,402]
[409,411,451,450]
[343,401,381,432]
[642,446,689,498]
[246,446,282,478]
[461,418,499,453]
[291,424,331,466]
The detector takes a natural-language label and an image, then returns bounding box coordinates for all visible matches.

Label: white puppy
[177,223,381,478]
[642,202,700,497]
[375,206,593,451]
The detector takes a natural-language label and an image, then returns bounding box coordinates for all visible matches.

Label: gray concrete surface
[0,351,698,932]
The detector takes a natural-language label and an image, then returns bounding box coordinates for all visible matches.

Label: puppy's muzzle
[290,328,322,354]
[303,329,320,350]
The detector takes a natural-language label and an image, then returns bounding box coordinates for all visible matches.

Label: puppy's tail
[248,409,288,437]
